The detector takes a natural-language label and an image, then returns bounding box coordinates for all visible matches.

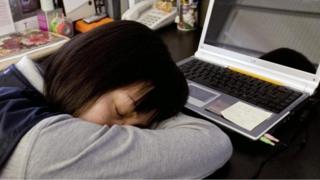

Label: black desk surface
[158,24,320,179]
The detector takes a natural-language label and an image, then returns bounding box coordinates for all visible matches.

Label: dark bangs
[44,20,188,122]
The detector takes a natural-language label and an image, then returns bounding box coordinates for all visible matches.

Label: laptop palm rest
[186,81,306,140]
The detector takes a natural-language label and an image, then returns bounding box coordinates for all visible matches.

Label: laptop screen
[204,0,320,74]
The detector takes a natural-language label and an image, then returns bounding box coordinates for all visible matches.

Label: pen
[228,66,283,86]
[259,136,275,146]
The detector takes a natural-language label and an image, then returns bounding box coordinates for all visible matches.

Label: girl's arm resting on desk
[3,113,232,179]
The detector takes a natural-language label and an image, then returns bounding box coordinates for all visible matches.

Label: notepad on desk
[221,102,272,131]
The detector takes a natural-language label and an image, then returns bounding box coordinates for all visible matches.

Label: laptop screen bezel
[197,0,320,94]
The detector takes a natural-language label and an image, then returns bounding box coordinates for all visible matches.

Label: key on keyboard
[179,59,302,113]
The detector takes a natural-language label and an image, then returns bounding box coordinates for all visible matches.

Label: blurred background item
[122,0,177,30]
[40,0,54,12]
[175,0,198,31]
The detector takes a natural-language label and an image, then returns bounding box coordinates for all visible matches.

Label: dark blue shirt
[0,65,60,169]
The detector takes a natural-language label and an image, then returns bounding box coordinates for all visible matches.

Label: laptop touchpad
[188,84,220,107]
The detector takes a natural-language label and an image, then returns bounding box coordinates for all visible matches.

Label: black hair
[260,48,316,74]
[44,20,189,122]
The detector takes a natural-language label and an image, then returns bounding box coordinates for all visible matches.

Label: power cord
[251,95,318,178]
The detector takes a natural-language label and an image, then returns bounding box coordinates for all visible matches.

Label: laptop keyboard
[179,59,302,113]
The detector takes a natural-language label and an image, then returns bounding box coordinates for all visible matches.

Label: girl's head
[44,21,188,126]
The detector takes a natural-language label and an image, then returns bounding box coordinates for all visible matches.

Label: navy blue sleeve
[0,66,61,169]
[0,65,36,90]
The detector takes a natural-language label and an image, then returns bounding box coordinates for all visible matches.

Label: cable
[251,97,317,178]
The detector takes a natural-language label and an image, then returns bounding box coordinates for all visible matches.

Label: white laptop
[178,0,320,140]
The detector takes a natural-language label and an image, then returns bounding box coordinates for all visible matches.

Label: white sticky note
[221,102,272,131]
